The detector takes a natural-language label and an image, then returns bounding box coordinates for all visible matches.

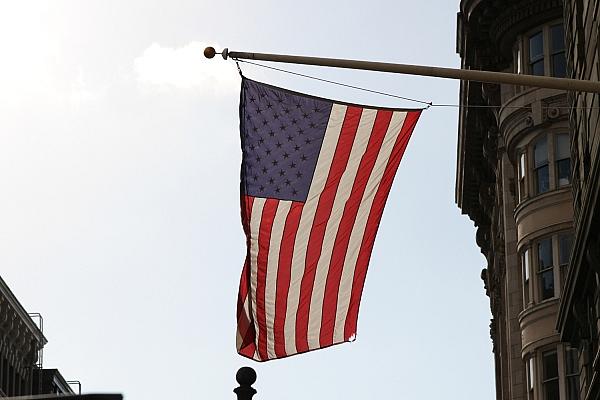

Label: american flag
[236,77,421,361]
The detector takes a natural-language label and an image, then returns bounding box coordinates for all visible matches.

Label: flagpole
[203,47,600,93]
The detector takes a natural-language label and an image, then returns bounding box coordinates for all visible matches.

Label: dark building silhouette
[0,275,74,397]
[456,1,599,400]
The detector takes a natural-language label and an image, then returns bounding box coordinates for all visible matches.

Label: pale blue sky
[0,1,493,399]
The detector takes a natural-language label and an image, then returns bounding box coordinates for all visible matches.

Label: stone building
[556,1,600,399]
[0,275,75,397]
[455,0,591,399]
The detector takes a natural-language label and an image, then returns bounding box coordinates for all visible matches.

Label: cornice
[0,275,47,348]
[489,0,563,55]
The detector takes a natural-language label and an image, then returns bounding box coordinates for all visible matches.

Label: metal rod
[203,47,600,93]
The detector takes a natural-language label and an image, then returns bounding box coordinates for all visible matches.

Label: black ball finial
[204,46,216,59]
[236,367,257,386]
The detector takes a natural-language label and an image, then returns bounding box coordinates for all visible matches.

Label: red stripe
[295,106,363,353]
[344,110,421,340]
[255,199,279,360]
[319,110,393,346]
[237,196,255,356]
[273,202,303,358]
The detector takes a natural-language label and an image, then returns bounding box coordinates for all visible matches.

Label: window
[522,24,566,77]
[519,152,527,201]
[556,133,571,187]
[538,238,554,300]
[550,24,566,77]
[534,136,550,194]
[523,249,531,305]
[565,346,580,400]
[529,31,545,76]
[559,233,574,288]
[515,133,571,204]
[527,357,535,400]
[542,350,559,400]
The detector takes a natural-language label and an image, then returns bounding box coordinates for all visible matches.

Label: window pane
[534,136,549,166]
[519,153,526,179]
[527,358,535,390]
[567,377,580,400]
[537,165,550,193]
[557,159,571,186]
[551,25,565,51]
[565,346,578,374]
[559,234,574,266]
[524,249,530,280]
[556,134,570,160]
[530,32,544,60]
[543,351,558,379]
[545,380,560,400]
[538,239,553,269]
[552,53,566,77]
[532,60,545,76]
[540,269,555,299]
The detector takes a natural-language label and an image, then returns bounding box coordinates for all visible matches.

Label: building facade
[455,0,596,399]
[0,276,75,397]
[556,1,600,399]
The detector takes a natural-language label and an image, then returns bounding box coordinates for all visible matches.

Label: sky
[0,1,494,399]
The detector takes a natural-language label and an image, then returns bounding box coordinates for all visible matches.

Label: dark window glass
[543,351,559,400]
[551,25,565,51]
[540,270,554,299]
[538,239,552,269]
[551,25,566,77]
[565,346,580,400]
[534,136,550,194]
[534,136,549,166]
[556,134,570,186]
[557,159,571,186]
[559,234,573,266]
[552,54,567,77]
[565,346,577,374]
[537,165,550,193]
[530,32,545,76]
[538,238,554,300]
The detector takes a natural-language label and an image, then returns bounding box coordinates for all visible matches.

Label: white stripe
[248,197,266,360]
[306,108,378,349]
[333,111,408,343]
[284,104,348,356]
[265,201,292,359]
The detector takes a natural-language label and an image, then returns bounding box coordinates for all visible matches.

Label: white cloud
[134,42,239,93]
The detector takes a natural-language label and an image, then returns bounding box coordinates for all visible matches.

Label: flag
[236,77,421,361]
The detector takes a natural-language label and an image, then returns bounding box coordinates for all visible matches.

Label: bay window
[515,132,571,205]
[525,346,580,400]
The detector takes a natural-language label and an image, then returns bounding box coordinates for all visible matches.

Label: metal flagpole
[203,47,600,93]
